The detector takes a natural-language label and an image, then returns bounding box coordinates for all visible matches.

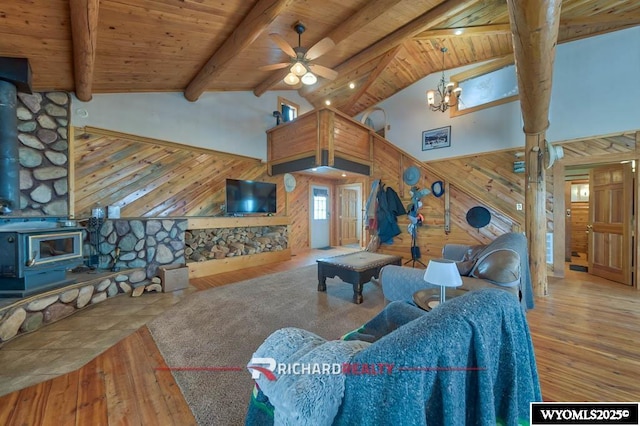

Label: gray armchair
[380,232,533,310]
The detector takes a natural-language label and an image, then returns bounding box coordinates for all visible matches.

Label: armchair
[380,232,534,310]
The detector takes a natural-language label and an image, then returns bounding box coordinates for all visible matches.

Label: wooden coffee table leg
[352,282,363,304]
[317,267,327,292]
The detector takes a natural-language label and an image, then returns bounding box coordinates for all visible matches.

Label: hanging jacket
[377,185,406,244]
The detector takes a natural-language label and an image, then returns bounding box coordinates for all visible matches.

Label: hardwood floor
[0,250,638,424]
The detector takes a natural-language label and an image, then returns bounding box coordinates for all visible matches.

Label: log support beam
[185,0,294,102]
[69,0,100,102]
[507,0,562,297]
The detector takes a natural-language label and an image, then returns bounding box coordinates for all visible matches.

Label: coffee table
[317,251,402,304]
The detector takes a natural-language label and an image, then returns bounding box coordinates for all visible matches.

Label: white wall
[71,90,314,160]
[378,26,640,161]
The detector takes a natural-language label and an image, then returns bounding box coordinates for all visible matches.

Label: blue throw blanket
[246,289,541,425]
[336,289,541,425]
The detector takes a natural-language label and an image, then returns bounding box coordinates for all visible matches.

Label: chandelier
[426,47,462,113]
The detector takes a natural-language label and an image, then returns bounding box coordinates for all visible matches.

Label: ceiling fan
[260,22,338,86]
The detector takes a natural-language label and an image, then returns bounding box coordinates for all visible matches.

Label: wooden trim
[188,249,292,278]
[559,151,639,167]
[413,24,512,40]
[187,216,289,229]
[69,0,99,101]
[277,96,299,119]
[449,55,517,118]
[551,160,565,277]
[450,54,515,82]
[77,126,263,162]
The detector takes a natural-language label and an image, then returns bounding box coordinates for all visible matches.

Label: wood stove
[0,223,84,297]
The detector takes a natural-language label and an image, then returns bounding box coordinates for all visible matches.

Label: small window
[313,188,328,220]
[278,97,299,123]
[450,55,519,117]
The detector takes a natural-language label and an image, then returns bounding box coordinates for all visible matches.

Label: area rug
[147,265,386,426]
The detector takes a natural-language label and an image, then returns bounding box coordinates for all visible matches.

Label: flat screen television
[225,179,277,215]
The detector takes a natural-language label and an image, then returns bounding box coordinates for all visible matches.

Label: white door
[310,185,330,248]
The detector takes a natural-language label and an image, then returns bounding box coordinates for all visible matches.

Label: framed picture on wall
[422,126,451,151]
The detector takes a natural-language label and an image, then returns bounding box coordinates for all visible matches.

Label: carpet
[147,265,386,425]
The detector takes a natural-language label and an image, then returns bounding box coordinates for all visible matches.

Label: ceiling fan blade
[259,63,290,71]
[305,37,335,60]
[269,33,296,58]
[308,64,338,80]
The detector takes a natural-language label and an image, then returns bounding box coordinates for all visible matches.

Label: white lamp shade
[423,259,462,288]
[426,90,435,105]
[301,72,317,85]
[290,62,307,77]
[284,72,300,85]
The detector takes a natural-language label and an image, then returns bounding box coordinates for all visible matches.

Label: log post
[506,0,562,296]
[69,0,100,102]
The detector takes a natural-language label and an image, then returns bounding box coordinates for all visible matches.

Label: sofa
[245,288,541,425]
[380,232,534,310]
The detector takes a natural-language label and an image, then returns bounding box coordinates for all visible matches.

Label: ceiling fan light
[284,72,300,85]
[301,72,317,85]
[291,62,307,77]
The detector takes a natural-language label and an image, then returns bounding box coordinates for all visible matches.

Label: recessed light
[341,173,347,177]
[454,29,463,36]
[325,100,331,106]
[349,82,355,89]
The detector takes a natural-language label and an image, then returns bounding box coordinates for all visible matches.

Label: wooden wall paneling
[571,202,589,253]
[426,149,525,226]
[73,127,270,218]
[333,114,371,162]
[267,113,319,163]
[318,109,334,165]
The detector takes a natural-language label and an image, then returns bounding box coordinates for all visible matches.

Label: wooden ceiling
[1,0,638,117]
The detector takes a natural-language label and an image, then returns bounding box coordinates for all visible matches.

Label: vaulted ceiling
[1,0,638,117]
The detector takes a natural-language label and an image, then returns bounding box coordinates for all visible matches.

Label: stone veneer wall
[16,92,70,216]
[0,268,155,346]
[90,218,187,278]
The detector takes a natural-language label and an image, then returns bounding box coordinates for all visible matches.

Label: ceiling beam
[300,0,482,98]
[69,0,100,102]
[413,23,512,40]
[338,45,402,115]
[560,12,640,28]
[507,0,562,298]
[184,0,294,102]
[253,0,404,97]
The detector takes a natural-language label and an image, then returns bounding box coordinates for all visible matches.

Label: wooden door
[339,187,359,246]
[588,163,633,285]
